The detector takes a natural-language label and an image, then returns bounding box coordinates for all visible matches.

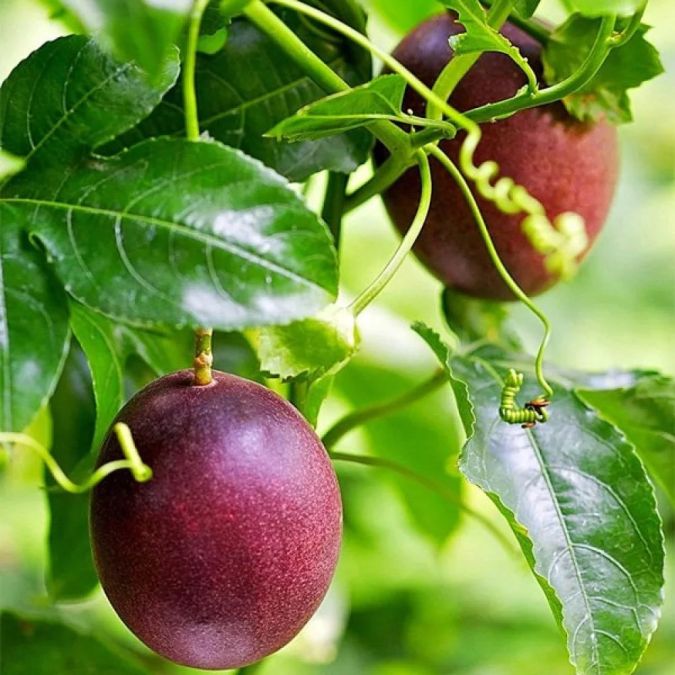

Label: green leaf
[267,75,407,141]
[110,8,372,182]
[365,0,442,33]
[578,374,675,505]
[0,611,146,675]
[46,344,98,600]
[0,35,179,168]
[0,150,24,182]
[419,335,665,675]
[542,17,663,124]
[332,358,464,546]
[3,137,338,330]
[58,0,191,79]
[565,1,646,17]
[251,305,358,380]
[69,303,126,448]
[439,0,532,71]
[0,210,70,432]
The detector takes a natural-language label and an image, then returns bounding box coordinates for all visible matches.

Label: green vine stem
[329,450,516,556]
[322,370,448,449]
[321,172,349,246]
[0,423,152,494]
[428,145,553,401]
[427,0,520,121]
[349,150,431,316]
[184,0,215,385]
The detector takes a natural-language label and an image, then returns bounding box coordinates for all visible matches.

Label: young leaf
[0,35,179,168]
[47,345,98,601]
[578,374,675,504]
[0,611,146,675]
[250,305,357,381]
[542,17,663,124]
[565,1,646,17]
[57,0,192,80]
[416,329,665,675]
[0,211,70,432]
[267,75,408,142]
[109,11,372,182]
[439,0,533,74]
[3,138,338,330]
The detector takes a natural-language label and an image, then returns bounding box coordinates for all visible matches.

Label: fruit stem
[426,0,514,121]
[465,15,616,124]
[329,450,517,557]
[321,171,348,247]
[348,150,432,317]
[322,370,448,449]
[0,423,152,494]
[242,0,410,157]
[193,327,214,385]
[428,145,553,400]
[183,0,210,142]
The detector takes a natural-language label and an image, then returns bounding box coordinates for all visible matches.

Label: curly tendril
[458,130,589,280]
[500,369,550,428]
[0,422,152,494]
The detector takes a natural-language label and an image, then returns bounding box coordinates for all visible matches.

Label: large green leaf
[332,358,463,546]
[46,344,98,600]
[417,329,665,674]
[57,0,191,80]
[3,137,337,330]
[542,17,663,124]
[0,211,70,432]
[578,375,675,505]
[0,35,179,168]
[0,611,145,674]
[110,8,372,181]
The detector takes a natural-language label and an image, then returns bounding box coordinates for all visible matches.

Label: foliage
[0,0,672,674]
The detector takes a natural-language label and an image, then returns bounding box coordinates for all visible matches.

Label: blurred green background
[0,0,673,673]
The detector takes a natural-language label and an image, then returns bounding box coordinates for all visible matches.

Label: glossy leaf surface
[4,138,337,330]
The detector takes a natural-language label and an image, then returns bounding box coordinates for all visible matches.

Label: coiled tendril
[459,129,589,281]
[499,369,550,428]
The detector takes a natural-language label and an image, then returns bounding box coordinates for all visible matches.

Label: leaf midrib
[2,197,328,292]
[468,355,600,672]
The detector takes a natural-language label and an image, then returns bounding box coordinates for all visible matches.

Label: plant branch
[322,370,448,449]
[330,450,517,557]
[183,0,210,141]
[479,0,551,44]
[349,150,431,316]
[321,172,349,247]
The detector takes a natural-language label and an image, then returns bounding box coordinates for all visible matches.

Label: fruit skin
[378,13,619,299]
[90,370,342,670]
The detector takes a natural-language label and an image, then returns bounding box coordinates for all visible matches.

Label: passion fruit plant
[0,0,672,673]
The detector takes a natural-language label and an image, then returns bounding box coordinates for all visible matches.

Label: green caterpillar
[499,369,549,428]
